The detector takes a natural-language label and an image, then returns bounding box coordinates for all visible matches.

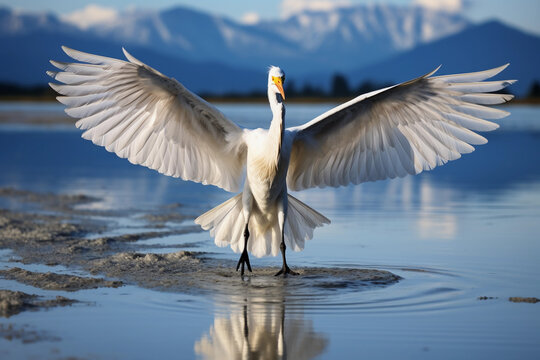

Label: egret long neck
[268,90,285,158]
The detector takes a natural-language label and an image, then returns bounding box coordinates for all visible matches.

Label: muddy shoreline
[0,187,402,319]
[0,289,78,318]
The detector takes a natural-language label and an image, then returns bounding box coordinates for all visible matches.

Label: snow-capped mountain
[80,4,468,73]
[271,4,466,50]
[85,6,299,69]
[1,4,538,96]
[0,7,79,35]
[0,6,267,92]
[257,4,468,72]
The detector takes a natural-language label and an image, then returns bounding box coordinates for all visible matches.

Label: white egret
[48,46,514,276]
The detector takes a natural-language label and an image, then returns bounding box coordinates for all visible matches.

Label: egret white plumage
[48,46,514,276]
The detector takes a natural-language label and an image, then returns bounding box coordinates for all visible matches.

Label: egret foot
[275,241,296,276]
[236,250,252,276]
[275,265,297,276]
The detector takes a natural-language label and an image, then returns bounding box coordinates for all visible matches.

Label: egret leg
[275,198,297,276]
[236,224,252,276]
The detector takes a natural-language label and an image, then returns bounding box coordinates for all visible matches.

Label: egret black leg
[236,224,252,276]
[275,241,297,276]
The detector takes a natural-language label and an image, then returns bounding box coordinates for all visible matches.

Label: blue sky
[4,0,540,35]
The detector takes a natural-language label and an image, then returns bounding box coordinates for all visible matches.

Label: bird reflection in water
[195,294,327,359]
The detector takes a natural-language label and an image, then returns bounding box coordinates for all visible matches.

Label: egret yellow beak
[272,76,286,100]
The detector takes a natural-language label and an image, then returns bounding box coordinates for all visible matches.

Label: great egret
[48,46,514,276]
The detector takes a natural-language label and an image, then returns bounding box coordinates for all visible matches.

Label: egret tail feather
[195,194,330,258]
[195,194,244,251]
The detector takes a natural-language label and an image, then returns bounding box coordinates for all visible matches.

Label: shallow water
[1,103,540,359]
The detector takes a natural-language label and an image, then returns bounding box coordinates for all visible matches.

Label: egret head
[268,66,286,100]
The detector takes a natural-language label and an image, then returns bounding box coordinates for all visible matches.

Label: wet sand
[3,185,537,320]
[0,187,402,316]
[0,268,122,291]
[0,290,77,318]
[509,297,540,303]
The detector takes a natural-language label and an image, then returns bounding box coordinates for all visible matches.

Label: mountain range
[348,20,540,96]
[86,4,468,74]
[0,4,538,96]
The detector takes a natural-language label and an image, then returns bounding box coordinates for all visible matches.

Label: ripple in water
[137,264,471,317]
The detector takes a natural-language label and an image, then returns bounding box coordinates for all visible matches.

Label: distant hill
[0,31,265,94]
[0,8,265,93]
[348,21,540,96]
[0,4,468,79]
[257,4,468,73]
[86,4,467,74]
[0,5,538,96]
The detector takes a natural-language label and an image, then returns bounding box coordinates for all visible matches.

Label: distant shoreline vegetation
[1,75,539,104]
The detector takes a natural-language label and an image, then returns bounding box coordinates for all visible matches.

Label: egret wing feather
[49,46,246,192]
[287,65,514,191]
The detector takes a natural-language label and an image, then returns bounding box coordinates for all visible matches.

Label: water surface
[0,103,539,359]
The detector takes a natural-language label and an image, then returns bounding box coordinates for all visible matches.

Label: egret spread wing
[49,46,246,192]
[286,65,515,191]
